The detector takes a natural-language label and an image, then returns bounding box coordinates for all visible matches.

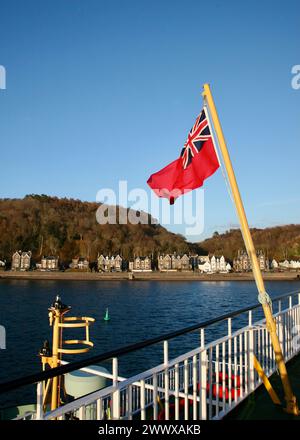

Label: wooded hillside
[1,195,298,266]
[0,195,202,264]
[199,225,300,261]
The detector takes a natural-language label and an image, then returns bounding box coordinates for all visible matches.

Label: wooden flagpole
[202,83,299,415]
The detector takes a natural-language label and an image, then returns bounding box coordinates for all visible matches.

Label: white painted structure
[11,251,31,271]
[97,255,122,272]
[279,260,290,269]
[37,256,59,271]
[198,261,211,273]
[198,255,230,274]
[15,292,300,421]
[69,255,90,271]
[158,254,190,271]
[129,256,152,272]
[289,260,300,269]
[198,256,210,263]
[226,263,232,272]
[278,259,300,270]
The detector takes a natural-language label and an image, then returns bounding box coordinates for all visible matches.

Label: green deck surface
[226,354,300,420]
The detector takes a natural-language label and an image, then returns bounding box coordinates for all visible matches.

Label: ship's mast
[203,83,299,415]
[39,295,95,413]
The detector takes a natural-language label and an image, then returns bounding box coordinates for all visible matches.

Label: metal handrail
[43,300,300,421]
[0,289,299,395]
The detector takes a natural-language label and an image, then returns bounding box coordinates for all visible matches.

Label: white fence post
[140,380,146,420]
[164,340,169,420]
[248,310,252,326]
[153,374,158,420]
[184,359,189,420]
[96,399,102,420]
[36,382,43,420]
[199,349,207,420]
[200,328,205,348]
[192,355,198,420]
[112,357,120,419]
[78,405,86,420]
[175,363,179,420]
[127,385,133,420]
[278,313,285,358]
[248,327,255,392]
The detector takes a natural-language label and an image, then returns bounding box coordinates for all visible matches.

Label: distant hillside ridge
[0,194,203,264]
[198,225,300,262]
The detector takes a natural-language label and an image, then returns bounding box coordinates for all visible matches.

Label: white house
[113,255,123,272]
[158,254,172,271]
[198,255,230,274]
[234,250,269,272]
[158,254,192,271]
[279,260,290,270]
[97,255,123,272]
[129,256,152,272]
[198,261,212,273]
[198,255,210,264]
[219,256,227,272]
[69,257,89,271]
[277,259,300,270]
[39,256,59,271]
[289,260,300,269]
[11,251,32,271]
[97,255,109,272]
[210,256,217,272]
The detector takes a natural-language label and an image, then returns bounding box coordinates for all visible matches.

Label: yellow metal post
[253,355,281,405]
[40,296,95,414]
[50,307,60,411]
[202,83,299,415]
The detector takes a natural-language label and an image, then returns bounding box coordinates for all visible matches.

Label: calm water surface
[0,279,299,407]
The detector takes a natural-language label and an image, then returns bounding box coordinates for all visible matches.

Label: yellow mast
[48,297,70,411]
[202,83,299,415]
[40,296,95,413]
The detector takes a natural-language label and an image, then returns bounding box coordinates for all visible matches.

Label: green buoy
[103,308,110,321]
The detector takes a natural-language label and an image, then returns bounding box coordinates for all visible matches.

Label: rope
[204,99,274,316]
[258,291,272,306]
[258,291,273,314]
[203,100,251,272]
[203,100,235,206]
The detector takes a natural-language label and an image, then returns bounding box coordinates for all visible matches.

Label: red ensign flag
[147,108,219,204]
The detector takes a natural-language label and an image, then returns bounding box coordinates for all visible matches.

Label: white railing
[28,293,300,420]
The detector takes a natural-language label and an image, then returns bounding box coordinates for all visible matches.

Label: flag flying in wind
[147,107,220,204]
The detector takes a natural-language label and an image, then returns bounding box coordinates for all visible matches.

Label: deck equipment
[39,295,95,412]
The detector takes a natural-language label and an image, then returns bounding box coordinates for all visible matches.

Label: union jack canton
[180,109,212,169]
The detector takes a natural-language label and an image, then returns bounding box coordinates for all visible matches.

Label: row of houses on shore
[233,250,269,272]
[2,250,300,273]
[271,259,300,270]
[5,251,231,273]
[232,250,300,272]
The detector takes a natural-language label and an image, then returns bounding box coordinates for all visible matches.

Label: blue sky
[0,0,299,241]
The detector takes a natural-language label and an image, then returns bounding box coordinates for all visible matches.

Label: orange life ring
[157,373,242,419]
[206,372,241,400]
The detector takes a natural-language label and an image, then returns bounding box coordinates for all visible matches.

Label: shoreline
[0,271,300,282]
